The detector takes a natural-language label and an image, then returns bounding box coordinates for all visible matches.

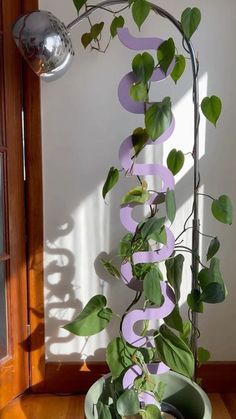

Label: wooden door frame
[22,0,45,389]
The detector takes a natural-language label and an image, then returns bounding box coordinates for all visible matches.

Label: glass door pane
[0,154,5,254]
[0,153,7,360]
[0,263,7,359]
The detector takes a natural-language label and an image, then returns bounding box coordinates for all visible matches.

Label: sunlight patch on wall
[162,73,208,307]
[163,72,208,183]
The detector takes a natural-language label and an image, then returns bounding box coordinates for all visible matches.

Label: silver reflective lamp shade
[12,11,75,81]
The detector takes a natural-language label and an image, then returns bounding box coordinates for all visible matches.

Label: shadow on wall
[44,217,83,361]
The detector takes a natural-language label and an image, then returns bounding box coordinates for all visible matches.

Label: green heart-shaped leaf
[139,217,166,241]
[91,22,104,39]
[199,258,223,289]
[102,167,119,200]
[201,96,222,126]
[187,289,203,313]
[167,149,185,175]
[132,127,149,157]
[134,376,164,399]
[181,7,201,40]
[145,97,172,141]
[157,38,175,74]
[63,295,112,336]
[155,324,195,378]
[130,82,148,102]
[206,237,220,261]
[134,263,158,281]
[122,184,150,204]
[107,339,153,380]
[166,188,176,224]
[100,259,120,279]
[198,258,227,304]
[144,265,163,306]
[164,305,184,333]
[211,195,233,224]
[132,52,155,83]
[110,16,124,38]
[97,401,112,419]
[106,337,135,378]
[179,321,192,346]
[118,233,133,261]
[142,405,161,419]
[73,0,86,13]
[132,0,150,30]
[81,33,92,49]
[200,282,226,304]
[155,381,167,402]
[171,55,186,84]
[198,347,210,365]
[165,254,184,302]
[149,226,167,245]
[117,389,140,416]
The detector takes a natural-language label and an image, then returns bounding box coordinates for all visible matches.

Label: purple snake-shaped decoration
[117,28,176,406]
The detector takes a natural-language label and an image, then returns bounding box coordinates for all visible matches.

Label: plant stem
[197,192,214,201]
[175,245,192,252]
[119,291,142,335]
[87,3,129,13]
[198,231,215,239]
[184,151,193,157]
[175,226,192,242]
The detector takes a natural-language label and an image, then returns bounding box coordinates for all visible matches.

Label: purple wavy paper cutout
[117,28,176,406]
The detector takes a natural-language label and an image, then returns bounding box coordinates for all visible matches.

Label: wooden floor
[0,393,235,418]
[208,394,236,418]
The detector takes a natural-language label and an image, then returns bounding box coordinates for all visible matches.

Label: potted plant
[12,1,233,418]
[60,2,232,418]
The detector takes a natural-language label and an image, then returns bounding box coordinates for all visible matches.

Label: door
[0,0,29,408]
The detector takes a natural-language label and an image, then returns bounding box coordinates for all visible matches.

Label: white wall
[40,0,236,362]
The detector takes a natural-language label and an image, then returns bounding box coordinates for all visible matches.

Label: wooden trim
[199,362,236,393]
[32,362,110,394]
[0,254,10,262]
[22,0,45,389]
[28,361,236,394]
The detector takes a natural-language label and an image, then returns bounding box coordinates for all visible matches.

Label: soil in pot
[161,401,185,419]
